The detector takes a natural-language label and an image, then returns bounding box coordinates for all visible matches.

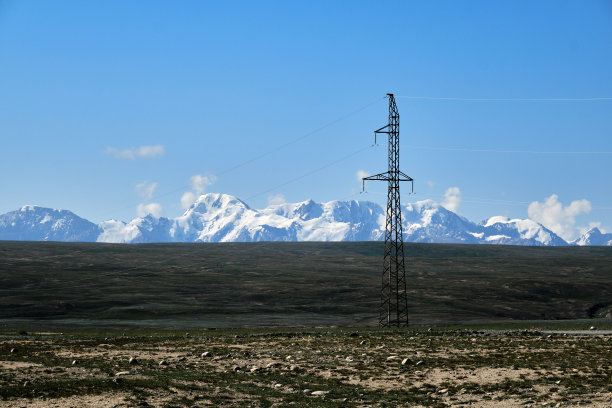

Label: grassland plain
[0,241,611,406]
[1,241,612,328]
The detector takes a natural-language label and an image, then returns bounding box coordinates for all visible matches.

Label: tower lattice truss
[363,94,413,327]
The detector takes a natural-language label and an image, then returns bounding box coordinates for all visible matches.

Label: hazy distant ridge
[0,193,609,246]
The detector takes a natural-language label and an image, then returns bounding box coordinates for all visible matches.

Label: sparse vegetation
[1,328,611,406]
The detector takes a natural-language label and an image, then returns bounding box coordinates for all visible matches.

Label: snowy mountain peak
[1,195,607,246]
[1,206,101,242]
[575,227,612,246]
[293,199,323,220]
[20,204,44,212]
[187,193,250,214]
[483,216,511,227]
[481,216,566,246]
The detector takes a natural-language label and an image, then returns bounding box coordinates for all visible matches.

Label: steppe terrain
[0,241,611,406]
[1,241,612,328]
[1,328,611,407]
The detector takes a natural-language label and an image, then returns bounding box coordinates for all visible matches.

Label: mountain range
[0,193,610,246]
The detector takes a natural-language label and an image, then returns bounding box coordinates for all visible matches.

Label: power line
[404,145,612,155]
[87,96,385,221]
[217,96,384,177]
[396,96,612,101]
[245,145,373,201]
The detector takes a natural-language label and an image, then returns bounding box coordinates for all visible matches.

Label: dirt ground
[1,328,611,407]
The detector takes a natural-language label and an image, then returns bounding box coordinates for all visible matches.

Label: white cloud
[181,192,197,210]
[527,194,592,241]
[179,174,217,209]
[135,181,158,199]
[442,187,461,213]
[190,174,216,194]
[426,180,435,188]
[356,170,370,181]
[137,202,163,218]
[267,193,286,206]
[105,145,165,159]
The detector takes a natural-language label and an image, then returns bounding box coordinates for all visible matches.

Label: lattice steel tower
[363,93,413,327]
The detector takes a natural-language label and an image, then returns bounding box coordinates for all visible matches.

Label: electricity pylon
[362,93,413,327]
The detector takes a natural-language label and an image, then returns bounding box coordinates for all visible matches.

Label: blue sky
[1,0,611,241]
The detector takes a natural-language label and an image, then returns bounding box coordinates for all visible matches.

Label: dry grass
[1,328,611,407]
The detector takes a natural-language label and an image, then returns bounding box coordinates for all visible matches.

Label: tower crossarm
[373,124,392,144]
[362,170,414,191]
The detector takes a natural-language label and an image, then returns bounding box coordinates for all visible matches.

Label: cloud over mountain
[527,194,592,241]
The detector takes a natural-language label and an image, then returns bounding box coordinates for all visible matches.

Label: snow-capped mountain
[98,194,384,243]
[480,216,567,246]
[573,227,612,246]
[0,205,101,242]
[0,193,607,246]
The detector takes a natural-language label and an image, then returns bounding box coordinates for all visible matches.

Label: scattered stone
[201,351,211,358]
[311,390,329,396]
[159,360,167,366]
[274,383,282,388]
[233,366,241,371]
[360,340,366,345]
[349,332,359,337]
[416,360,424,366]
[23,381,29,387]
[71,360,78,365]
[10,348,17,354]
[401,358,411,365]
[438,388,448,394]
[250,366,259,373]
[129,357,138,365]
[386,355,399,361]
[289,365,298,371]
[115,371,130,376]
[303,389,312,394]
[590,326,597,330]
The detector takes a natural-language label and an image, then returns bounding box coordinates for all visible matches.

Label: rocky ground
[1,328,611,407]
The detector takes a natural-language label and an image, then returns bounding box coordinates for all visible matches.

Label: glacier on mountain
[0,193,608,246]
[573,227,612,246]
